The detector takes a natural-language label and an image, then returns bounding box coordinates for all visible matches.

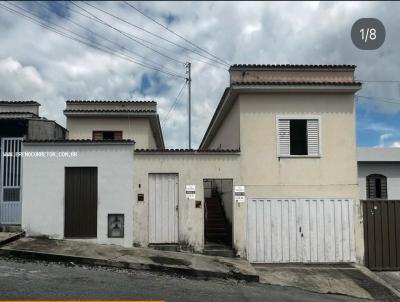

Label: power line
[124,1,230,66]
[0,2,185,79]
[52,1,226,70]
[357,95,400,105]
[70,1,186,66]
[80,1,230,68]
[8,1,184,77]
[162,81,187,127]
[34,1,172,71]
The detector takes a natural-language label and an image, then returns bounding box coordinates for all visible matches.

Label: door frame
[148,173,179,244]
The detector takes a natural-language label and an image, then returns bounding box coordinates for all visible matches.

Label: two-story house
[21,64,364,264]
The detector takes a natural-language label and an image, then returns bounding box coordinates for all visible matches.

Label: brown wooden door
[64,167,97,238]
[363,200,400,270]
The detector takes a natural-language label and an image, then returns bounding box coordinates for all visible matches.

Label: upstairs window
[290,120,308,155]
[367,174,387,199]
[277,116,320,157]
[93,131,123,141]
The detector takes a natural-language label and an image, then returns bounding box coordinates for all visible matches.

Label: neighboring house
[64,100,164,149]
[358,147,400,270]
[0,101,66,227]
[358,147,400,200]
[21,64,364,264]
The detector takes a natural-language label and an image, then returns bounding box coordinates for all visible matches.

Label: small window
[367,174,387,199]
[102,131,115,140]
[93,131,123,141]
[290,120,307,155]
[277,116,320,157]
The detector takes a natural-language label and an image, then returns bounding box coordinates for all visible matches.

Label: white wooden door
[247,198,355,263]
[149,174,179,243]
[0,138,23,225]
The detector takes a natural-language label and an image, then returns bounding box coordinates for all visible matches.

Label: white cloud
[379,133,393,146]
[0,1,400,148]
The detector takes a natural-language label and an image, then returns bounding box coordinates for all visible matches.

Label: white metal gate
[247,198,355,263]
[149,174,178,243]
[0,138,23,224]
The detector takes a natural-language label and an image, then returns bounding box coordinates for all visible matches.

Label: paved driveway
[254,264,399,301]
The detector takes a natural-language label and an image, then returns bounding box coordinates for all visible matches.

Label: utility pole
[186,62,192,149]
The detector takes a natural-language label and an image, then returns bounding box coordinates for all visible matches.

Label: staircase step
[206,226,228,231]
[207,224,226,228]
[148,244,179,252]
[203,249,235,258]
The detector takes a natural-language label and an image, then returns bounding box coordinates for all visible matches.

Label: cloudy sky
[0,1,400,148]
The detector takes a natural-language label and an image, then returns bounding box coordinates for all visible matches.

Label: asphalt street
[0,257,374,302]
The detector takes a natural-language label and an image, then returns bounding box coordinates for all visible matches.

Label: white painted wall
[67,117,157,149]
[358,162,400,200]
[21,143,135,247]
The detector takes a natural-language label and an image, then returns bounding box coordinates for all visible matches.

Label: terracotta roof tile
[66,100,156,104]
[231,81,362,86]
[24,139,135,144]
[230,64,356,69]
[63,109,156,113]
[0,100,40,105]
[135,149,240,153]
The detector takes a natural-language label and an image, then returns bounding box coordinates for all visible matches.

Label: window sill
[278,155,321,158]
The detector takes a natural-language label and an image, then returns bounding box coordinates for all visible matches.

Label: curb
[354,264,400,299]
[0,248,259,282]
[0,232,25,247]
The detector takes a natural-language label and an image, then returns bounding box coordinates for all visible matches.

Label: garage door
[149,174,178,243]
[247,198,355,263]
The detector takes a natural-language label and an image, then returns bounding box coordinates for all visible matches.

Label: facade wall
[358,162,400,200]
[67,117,154,149]
[208,100,240,149]
[133,153,241,252]
[22,143,135,247]
[236,92,362,261]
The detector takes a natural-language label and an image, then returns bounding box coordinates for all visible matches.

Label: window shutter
[307,119,320,156]
[114,131,123,140]
[278,119,290,156]
[93,131,103,141]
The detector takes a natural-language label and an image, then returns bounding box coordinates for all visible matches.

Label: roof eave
[149,115,165,149]
[63,111,157,117]
[229,64,357,71]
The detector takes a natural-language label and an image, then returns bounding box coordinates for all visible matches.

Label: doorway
[203,179,233,247]
[148,173,179,244]
[64,167,98,238]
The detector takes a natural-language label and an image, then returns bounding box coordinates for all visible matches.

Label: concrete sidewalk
[0,231,24,246]
[254,264,400,300]
[0,237,258,281]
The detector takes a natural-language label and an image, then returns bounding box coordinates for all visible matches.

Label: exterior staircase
[204,196,234,257]
[203,242,235,257]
